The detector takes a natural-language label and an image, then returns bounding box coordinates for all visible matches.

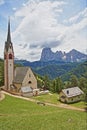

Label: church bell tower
[4,19,14,90]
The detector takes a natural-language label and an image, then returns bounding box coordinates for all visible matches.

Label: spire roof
[7,18,11,42]
[4,18,14,52]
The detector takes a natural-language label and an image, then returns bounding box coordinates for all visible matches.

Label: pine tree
[70,75,78,87]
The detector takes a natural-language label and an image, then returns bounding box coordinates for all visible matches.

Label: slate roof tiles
[62,87,84,98]
[13,67,29,83]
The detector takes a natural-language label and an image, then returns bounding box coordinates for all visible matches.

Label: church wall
[4,52,14,90]
[22,68,37,89]
[13,83,22,92]
[4,59,8,89]
[8,59,14,89]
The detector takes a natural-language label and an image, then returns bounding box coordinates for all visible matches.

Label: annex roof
[62,87,84,98]
[21,86,33,93]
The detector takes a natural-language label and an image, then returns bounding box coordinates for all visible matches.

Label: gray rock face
[40,48,55,61]
[40,48,87,62]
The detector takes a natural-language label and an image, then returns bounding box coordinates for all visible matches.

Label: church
[4,19,37,94]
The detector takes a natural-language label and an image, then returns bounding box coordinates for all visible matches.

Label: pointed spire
[7,17,11,42]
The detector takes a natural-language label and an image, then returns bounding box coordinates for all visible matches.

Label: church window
[10,44,12,49]
[9,54,12,59]
[28,81,32,84]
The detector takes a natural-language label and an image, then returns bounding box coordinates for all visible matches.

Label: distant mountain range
[14,48,87,80]
[15,59,87,80]
[40,48,87,62]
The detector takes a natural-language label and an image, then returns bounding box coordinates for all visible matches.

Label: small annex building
[59,87,84,103]
[12,67,37,93]
[21,86,33,97]
[21,87,40,97]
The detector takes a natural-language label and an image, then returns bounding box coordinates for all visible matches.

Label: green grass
[70,101,86,109]
[32,93,59,104]
[0,95,86,130]
[32,93,85,109]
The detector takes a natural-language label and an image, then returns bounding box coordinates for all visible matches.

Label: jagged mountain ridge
[40,48,87,62]
[14,48,87,79]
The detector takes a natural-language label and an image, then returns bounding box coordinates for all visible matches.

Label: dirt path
[45,102,85,112]
[1,91,36,102]
[1,91,85,112]
[0,92,5,101]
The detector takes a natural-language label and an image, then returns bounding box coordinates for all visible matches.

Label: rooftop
[62,87,84,98]
[21,86,33,93]
[13,67,29,83]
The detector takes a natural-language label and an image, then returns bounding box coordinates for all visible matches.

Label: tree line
[37,74,87,92]
[37,74,87,102]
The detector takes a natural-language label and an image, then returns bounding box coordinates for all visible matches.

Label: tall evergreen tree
[70,75,78,87]
[55,77,63,93]
[43,75,51,90]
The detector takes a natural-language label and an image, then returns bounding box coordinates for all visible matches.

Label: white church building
[4,19,37,94]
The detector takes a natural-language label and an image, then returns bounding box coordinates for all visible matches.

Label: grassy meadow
[0,95,86,130]
[32,93,59,104]
[32,93,86,109]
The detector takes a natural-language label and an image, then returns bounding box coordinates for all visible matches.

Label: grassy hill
[0,95,86,130]
[61,61,87,81]
[34,61,87,80]
[34,63,78,79]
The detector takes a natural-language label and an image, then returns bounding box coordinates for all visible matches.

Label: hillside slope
[61,61,87,81]
[34,63,78,79]
[15,59,87,80]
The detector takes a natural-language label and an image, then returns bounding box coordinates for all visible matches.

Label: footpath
[0,92,5,101]
[1,91,86,112]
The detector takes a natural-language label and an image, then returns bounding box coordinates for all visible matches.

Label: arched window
[10,44,12,49]
[9,54,12,59]
[28,81,32,84]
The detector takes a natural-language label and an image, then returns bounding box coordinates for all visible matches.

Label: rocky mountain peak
[40,47,87,62]
[40,47,54,61]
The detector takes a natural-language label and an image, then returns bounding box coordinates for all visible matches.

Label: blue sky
[0,0,87,61]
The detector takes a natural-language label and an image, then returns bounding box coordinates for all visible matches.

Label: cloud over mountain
[0,0,87,61]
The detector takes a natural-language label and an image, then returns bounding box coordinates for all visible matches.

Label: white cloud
[63,8,87,42]
[57,33,87,54]
[0,0,4,5]
[13,0,66,40]
[12,0,66,60]
[68,8,87,23]
[11,0,87,61]
[58,8,87,53]
[22,3,26,7]
[12,7,17,11]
